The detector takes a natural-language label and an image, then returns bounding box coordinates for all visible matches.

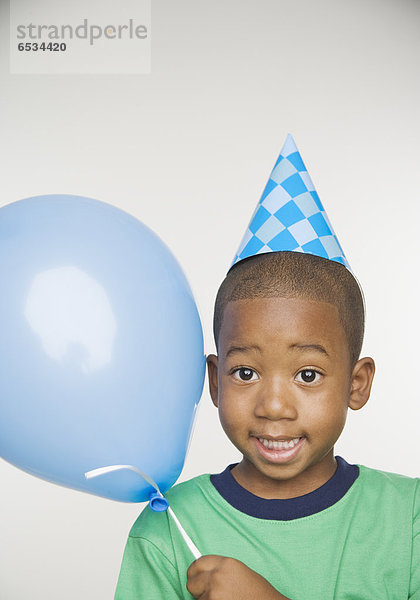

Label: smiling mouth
[253,435,305,449]
[257,436,302,450]
[252,435,306,463]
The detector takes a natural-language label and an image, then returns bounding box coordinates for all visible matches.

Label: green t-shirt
[114,459,420,599]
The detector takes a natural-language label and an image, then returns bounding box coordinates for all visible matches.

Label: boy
[115,138,420,599]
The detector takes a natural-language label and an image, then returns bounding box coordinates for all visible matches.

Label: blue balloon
[0,195,205,502]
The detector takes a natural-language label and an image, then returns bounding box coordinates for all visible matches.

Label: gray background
[1,0,419,598]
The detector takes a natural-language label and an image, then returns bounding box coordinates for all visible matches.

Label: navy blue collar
[210,456,359,520]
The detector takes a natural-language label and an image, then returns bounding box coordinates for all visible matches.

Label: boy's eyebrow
[224,343,330,359]
[289,343,330,357]
[225,345,262,359]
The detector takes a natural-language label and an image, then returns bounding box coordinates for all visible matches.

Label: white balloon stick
[167,506,201,560]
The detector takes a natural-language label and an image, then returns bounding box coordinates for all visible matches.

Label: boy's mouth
[257,436,303,450]
[252,435,306,463]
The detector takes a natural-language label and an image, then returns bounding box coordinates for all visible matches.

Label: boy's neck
[230,451,338,499]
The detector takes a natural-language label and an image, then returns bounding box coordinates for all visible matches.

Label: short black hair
[213,251,365,368]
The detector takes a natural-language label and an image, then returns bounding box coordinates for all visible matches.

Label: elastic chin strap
[85,464,201,560]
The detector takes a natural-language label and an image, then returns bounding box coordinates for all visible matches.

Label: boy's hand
[186,555,290,600]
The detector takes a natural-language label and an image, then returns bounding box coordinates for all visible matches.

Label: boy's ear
[348,356,375,411]
[206,354,219,408]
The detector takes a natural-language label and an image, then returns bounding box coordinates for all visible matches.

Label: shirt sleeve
[114,535,184,600]
[409,479,420,599]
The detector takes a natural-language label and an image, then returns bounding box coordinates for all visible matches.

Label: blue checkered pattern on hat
[231,134,351,271]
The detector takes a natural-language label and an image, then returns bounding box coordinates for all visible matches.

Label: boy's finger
[186,557,201,580]
[186,570,209,598]
[187,554,219,578]
[187,556,224,598]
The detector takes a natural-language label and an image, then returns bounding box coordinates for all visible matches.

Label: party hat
[231,134,351,271]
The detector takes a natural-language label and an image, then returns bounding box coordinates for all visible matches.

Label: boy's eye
[232,367,258,382]
[295,369,322,384]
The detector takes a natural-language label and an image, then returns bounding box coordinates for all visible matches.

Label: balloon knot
[149,491,169,512]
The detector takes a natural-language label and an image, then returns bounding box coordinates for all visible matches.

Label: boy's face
[207,296,375,499]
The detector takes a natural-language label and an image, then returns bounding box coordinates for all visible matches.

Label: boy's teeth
[258,437,301,450]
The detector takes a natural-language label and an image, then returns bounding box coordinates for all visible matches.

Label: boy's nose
[254,381,298,420]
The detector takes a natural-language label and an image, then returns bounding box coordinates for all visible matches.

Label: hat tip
[281,133,298,156]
